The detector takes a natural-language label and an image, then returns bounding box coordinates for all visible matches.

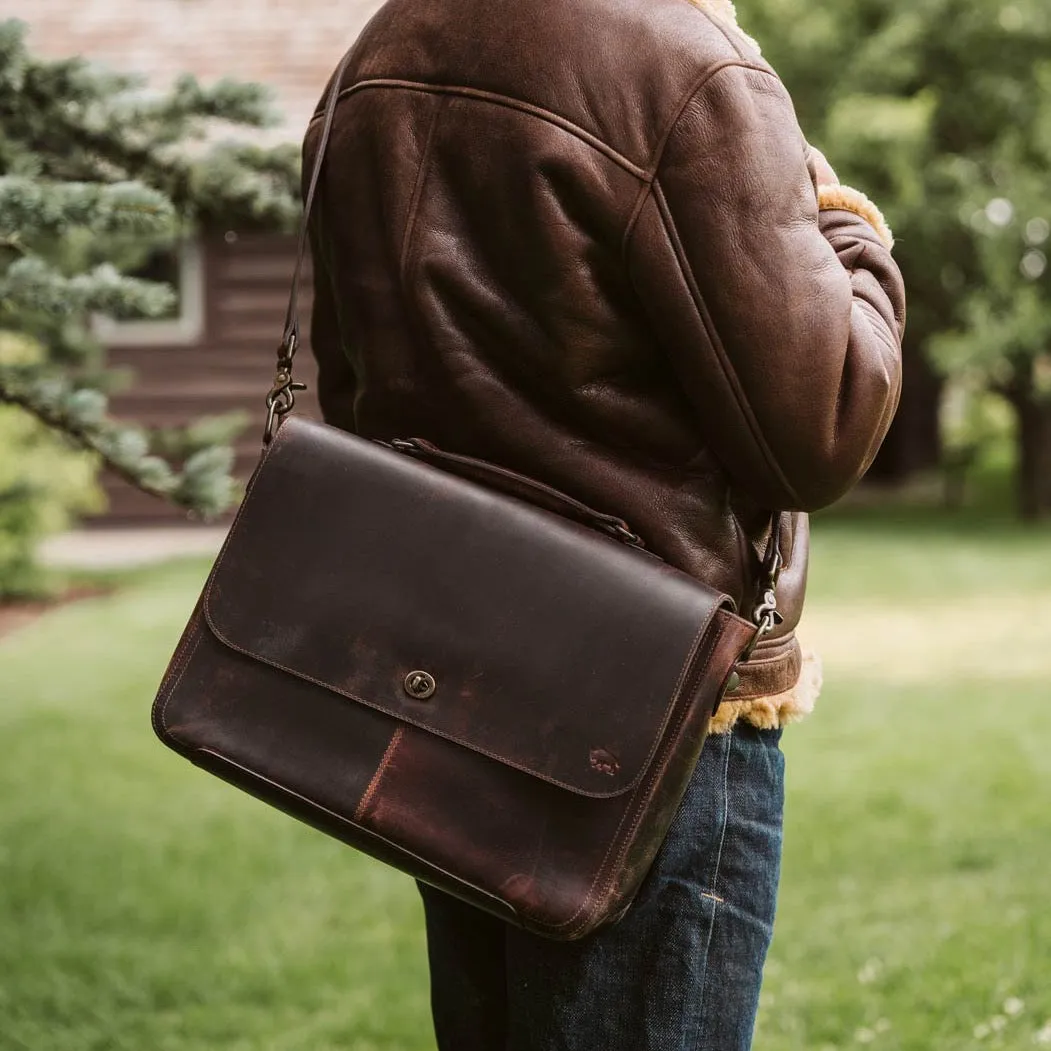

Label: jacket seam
[620,58,773,265]
[646,178,803,505]
[644,60,775,179]
[310,78,649,180]
[399,95,446,283]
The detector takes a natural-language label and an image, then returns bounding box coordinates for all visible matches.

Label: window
[93,239,205,346]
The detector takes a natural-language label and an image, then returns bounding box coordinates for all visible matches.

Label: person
[303,0,906,1045]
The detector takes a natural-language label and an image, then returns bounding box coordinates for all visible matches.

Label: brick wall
[10,0,384,143]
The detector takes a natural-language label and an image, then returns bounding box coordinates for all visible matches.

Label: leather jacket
[303,0,906,702]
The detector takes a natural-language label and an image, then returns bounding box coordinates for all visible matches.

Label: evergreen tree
[0,19,300,531]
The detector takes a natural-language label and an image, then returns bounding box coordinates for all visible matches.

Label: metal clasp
[601,521,645,549]
[262,335,307,445]
[738,548,785,664]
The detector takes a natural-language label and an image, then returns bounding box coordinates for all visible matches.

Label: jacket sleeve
[627,62,906,511]
[307,222,358,434]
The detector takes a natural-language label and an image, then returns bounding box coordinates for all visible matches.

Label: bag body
[152,417,755,940]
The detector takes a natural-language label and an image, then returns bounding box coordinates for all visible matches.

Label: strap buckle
[602,521,645,548]
[738,522,786,664]
[262,336,307,445]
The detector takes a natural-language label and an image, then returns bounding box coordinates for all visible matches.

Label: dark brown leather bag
[150,56,783,941]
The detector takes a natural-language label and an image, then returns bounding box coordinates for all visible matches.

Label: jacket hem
[710,648,822,734]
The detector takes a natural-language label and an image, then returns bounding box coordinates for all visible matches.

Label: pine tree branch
[0,257,175,318]
[0,382,174,502]
[0,177,175,237]
[0,379,237,517]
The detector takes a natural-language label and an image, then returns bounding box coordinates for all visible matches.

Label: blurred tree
[0,18,300,530]
[738,0,1051,518]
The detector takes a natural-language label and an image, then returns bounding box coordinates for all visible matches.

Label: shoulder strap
[263,50,355,444]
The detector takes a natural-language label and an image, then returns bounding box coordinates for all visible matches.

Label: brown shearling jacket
[303,0,906,713]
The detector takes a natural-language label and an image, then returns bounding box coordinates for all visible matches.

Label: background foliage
[738,0,1051,517]
[0,335,101,597]
[0,19,299,595]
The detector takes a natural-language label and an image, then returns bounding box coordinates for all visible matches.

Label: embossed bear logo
[589,748,620,777]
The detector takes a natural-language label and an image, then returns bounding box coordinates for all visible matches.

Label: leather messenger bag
[151,54,785,941]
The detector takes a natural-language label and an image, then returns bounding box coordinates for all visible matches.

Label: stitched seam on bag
[154,424,292,739]
[353,726,405,823]
[154,615,200,708]
[559,618,728,938]
[158,631,203,736]
[202,593,707,801]
[648,179,803,507]
[537,615,729,936]
[195,745,520,922]
[156,627,197,723]
[307,78,648,179]
[201,430,727,802]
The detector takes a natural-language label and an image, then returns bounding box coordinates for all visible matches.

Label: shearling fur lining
[817,184,895,251]
[684,0,762,53]
[709,649,823,735]
[686,0,738,20]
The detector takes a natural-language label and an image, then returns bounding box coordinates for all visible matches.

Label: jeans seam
[690,734,734,1050]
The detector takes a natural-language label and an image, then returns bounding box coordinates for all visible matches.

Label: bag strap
[261,49,785,650]
[263,50,355,446]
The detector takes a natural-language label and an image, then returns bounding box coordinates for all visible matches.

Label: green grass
[757,513,1051,1050]
[1,513,1049,1050]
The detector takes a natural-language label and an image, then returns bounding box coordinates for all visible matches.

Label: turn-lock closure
[404,670,437,700]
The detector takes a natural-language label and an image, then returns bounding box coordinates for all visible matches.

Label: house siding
[101,232,321,523]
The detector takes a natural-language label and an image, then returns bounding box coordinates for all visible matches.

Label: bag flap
[203,418,736,800]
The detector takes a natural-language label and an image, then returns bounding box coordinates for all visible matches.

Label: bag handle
[261,49,785,651]
[385,437,649,549]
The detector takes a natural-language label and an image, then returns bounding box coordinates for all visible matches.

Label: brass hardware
[404,670,437,700]
[262,335,308,445]
[723,670,741,695]
[739,539,786,663]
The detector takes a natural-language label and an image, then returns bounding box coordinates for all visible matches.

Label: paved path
[39,527,227,570]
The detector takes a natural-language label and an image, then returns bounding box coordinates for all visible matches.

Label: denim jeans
[418,722,785,1051]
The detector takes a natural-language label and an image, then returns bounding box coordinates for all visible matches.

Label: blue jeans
[418,722,785,1050]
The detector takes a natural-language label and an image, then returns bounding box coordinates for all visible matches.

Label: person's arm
[627,62,905,511]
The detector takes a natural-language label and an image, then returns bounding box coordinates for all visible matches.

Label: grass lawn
[1,512,1049,1050]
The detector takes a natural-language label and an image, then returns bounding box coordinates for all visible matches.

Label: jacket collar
[686,0,761,53]
[687,0,739,25]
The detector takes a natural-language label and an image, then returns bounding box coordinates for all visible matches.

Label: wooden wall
[96,231,321,525]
